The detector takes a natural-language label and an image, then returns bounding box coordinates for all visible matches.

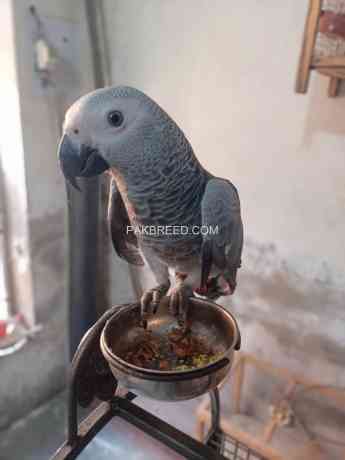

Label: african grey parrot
[58,86,243,322]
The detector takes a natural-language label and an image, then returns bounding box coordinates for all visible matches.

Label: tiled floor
[0,392,204,460]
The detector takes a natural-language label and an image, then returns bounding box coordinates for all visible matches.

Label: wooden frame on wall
[296,0,345,97]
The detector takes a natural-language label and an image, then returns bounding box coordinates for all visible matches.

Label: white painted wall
[0,0,35,325]
[104,0,345,286]
[103,0,345,380]
[13,0,94,220]
[0,156,10,320]
[0,0,96,429]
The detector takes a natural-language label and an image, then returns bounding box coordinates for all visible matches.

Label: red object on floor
[0,320,7,338]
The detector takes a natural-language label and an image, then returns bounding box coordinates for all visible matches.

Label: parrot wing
[108,177,144,266]
[200,178,243,290]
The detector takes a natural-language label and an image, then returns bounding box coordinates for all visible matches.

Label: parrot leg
[168,272,194,328]
[139,246,171,326]
[194,271,237,300]
[140,282,170,324]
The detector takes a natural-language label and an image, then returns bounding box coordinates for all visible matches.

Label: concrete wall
[0,0,35,327]
[103,0,345,385]
[0,0,96,429]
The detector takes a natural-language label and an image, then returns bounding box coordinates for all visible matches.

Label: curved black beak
[58,134,110,190]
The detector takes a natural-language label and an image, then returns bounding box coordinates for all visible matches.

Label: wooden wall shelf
[296,0,345,97]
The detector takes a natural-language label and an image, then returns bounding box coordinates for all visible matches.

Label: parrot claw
[195,274,236,300]
[168,283,193,329]
[140,283,170,327]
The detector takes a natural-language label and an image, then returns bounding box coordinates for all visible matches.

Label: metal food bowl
[100,297,241,401]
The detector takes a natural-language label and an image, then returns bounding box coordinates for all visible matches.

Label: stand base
[52,391,226,460]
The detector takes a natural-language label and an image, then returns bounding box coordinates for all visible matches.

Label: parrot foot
[195,274,235,300]
[140,282,170,327]
[168,275,194,329]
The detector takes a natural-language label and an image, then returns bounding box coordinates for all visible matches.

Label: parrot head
[58,86,172,189]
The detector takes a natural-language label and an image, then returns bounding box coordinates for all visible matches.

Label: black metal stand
[51,306,227,460]
[53,392,225,460]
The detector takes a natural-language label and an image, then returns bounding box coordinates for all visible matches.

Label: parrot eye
[107,110,124,127]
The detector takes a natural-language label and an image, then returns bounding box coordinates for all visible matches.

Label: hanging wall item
[296,0,345,97]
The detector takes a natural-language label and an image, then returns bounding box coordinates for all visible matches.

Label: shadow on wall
[302,75,345,147]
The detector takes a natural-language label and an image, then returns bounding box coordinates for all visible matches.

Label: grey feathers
[201,178,243,272]
[61,85,243,295]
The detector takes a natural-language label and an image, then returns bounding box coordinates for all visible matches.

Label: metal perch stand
[51,305,227,460]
